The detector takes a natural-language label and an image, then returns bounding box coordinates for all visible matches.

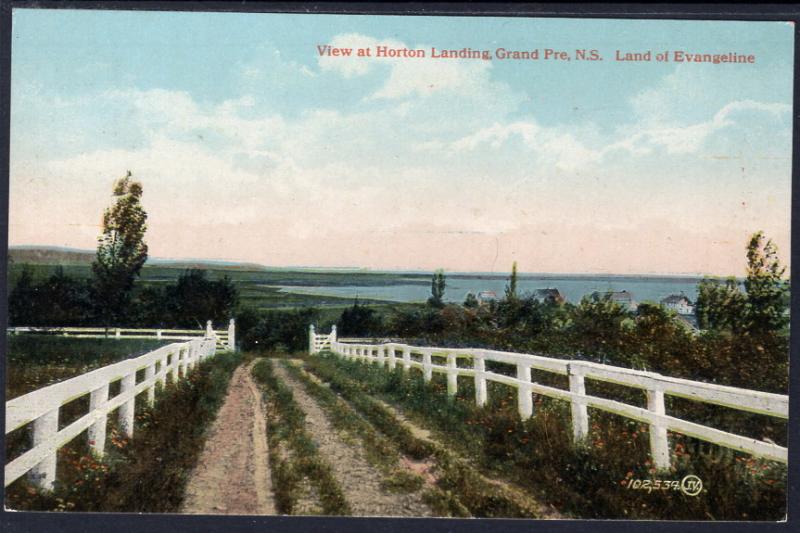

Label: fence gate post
[422,350,433,383]
[647,387,670,470]
[402,347,411,373]
[88,383,110,457]
[119,372,136,438]
[474,354,487,407]
[308,325,316,354]
[387,345,397,370]
[516,363,533,419]
[29,408,59,490]
[228,318,236,351]
[567,364,589,444]
[206,320,213,339]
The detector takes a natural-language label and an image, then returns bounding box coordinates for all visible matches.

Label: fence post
[181,347,189,376]
[144,362,156,407]
[206,320,213,339]
[228,318,236,351]
[387,345,397,370]
[157,329,162,340]
[474,354,487,407]
[647,387,670,470]
[119,372,136,438]
[115,327,121,339]
[446,353,458,397]
[170,351,179,383]
[402,347,411,373]
[377,345,386,367]
[516,362,533,419]
[331,325,337,344]
[29,408,59,490]
[88,383,109,457]
[423,350,432,382]
[567,363,589,444]
[308,325,316,354]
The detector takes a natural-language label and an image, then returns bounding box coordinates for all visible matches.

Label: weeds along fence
[4,320,235,490]
[7,318,237,352]
[309,326,788,471]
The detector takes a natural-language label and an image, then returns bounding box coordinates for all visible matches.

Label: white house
[477,290,497,305]
[590,290,638,311]
[661,294,694,315]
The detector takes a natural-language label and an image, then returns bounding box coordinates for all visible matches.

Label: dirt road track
[181,360,275,515]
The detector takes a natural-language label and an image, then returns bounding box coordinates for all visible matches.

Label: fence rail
[7,318,236,351]
[310,327,788,470]
[4,319,233,490]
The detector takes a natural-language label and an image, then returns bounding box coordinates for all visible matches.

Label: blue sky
[8,10,795,275]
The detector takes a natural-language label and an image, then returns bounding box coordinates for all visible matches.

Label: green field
[5,335,169,400]
[7,262,422,311]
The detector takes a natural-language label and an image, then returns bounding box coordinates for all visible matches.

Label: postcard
[2,6,792,524]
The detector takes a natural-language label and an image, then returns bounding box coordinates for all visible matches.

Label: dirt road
[181,360,275,515]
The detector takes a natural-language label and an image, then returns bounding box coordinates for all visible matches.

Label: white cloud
[9,44,792,274]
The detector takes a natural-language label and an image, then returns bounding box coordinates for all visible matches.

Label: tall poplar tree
[428,269,446,308]
[505,261,518,301]
[91,171,148,326]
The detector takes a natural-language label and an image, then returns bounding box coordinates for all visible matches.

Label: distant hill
[9,246,96,265]
[8,246,269,272]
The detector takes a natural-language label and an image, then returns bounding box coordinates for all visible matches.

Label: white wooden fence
[7,318,236,351]
[309,327,788,470]
[4,321,231,490]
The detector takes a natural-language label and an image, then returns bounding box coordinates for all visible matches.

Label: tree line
[331,232,789,393]
[8,173,237,329]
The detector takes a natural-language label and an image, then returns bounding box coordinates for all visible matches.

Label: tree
[164,269,238,328]
[505,261,518,301]
[91,172,148,326]
[339,299,382,336]
[463,292,479,308]
[744,231,788,336]
[8,265,38,326]
[695,277,747,333]
[428,269,446,308]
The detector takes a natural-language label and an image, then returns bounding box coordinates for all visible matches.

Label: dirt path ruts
[181,360,276,515]
[273,361,433,517]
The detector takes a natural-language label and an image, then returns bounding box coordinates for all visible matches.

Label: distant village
[467,288,698,329]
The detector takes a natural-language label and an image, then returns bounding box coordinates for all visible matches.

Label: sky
[8,10,795,276]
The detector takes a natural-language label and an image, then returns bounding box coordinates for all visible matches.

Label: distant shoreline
[7,245,729,281]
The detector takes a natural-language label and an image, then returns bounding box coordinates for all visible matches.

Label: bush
[242,308,319,352]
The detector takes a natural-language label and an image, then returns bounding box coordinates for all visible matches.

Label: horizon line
[7,243,742,279]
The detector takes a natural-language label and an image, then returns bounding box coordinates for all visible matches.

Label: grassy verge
[308,353,786,520]
[301,355,545,518]
[251,358,350,515]
[5,351,243,512]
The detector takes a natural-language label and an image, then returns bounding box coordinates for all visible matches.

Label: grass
[301,355,545,518]
[5,350,243,512]
[5,335,170,399]
[308,352,787,520]
[251,358,350,515]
